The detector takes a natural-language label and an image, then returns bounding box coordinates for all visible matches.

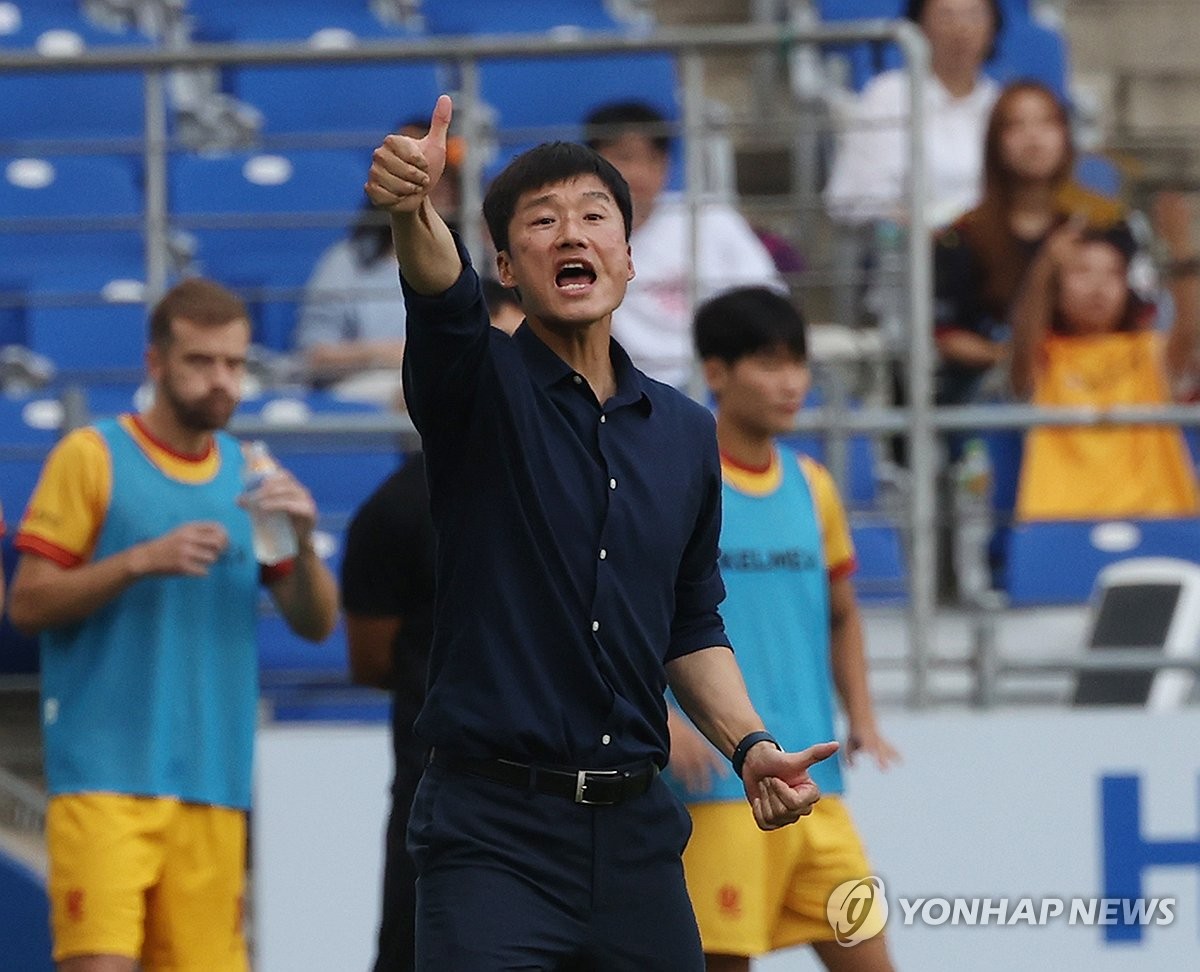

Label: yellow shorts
[46,793,249,971]
[683,796,873,956]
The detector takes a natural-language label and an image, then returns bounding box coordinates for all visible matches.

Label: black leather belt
[430,750,658,806]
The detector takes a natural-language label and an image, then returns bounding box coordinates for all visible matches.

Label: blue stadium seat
[816,1,1068,100]
[0,0,149,50]
[1075,152,1123,197]
[186,0,408,43]
[781,388,879,507]
[24,270,149,376]
[0,66,150,139]
[783,433,879,508]
[170,149,369,349]
[1003,518,1200,606]
[422,0,624,35]
[851,520,909,605]
[230,59,442,135]
[989,14,1069,102]
[0,155,144,282]
[480,53,678,136]
[257,612,350,686]
[0,851,53,972]
[0,393,63,541]
[977,428,1023,516]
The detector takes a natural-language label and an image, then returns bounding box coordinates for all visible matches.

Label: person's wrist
[730,730,781,779]
[126,543,151,579]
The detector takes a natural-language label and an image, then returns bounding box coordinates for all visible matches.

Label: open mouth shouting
[555,259,598,294]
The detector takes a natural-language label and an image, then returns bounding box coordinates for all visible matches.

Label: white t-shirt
[613,193,783,389]
[824,70,1001,229]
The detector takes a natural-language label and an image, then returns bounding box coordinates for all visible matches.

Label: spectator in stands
[676,286,898,972]
[1010,193,1200,520]
[584,100,783,390]
[294,120,464,406]
[825,0,1004,229]
[934,80,1127,408]
[341,295,522,972]
[6,279,338,972]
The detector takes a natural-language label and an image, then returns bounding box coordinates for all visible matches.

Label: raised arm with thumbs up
[365,94,461,296]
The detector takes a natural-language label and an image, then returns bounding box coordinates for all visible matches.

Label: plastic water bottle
[867,219,907,351]
[952,438,994,602]
[241,440,298,565]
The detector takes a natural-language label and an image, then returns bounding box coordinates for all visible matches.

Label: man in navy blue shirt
[364,95,838,971]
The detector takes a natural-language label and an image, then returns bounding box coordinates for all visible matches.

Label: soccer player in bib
[672,286,900,971]
[7,279,338,971]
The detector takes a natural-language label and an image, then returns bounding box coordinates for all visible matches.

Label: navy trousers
[408,762,703,971]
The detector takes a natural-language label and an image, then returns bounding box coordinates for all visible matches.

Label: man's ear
[626,243,635,282]
[702,357,727,398]
[496,250,516,287]
[145,342,162,381]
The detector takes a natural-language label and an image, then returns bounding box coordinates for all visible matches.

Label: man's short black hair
[583,101,671,156]
[905,0,1003,61]
[482,141,633,254]
[693,286,807,364]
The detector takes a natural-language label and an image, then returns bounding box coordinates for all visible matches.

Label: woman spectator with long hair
[933,80,1127,408]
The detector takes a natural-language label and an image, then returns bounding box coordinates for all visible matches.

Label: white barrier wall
[254,711,1200,971]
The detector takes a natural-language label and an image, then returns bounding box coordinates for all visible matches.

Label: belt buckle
[574,769,625,805]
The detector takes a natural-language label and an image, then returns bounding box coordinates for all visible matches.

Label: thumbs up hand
[366,94,454,215]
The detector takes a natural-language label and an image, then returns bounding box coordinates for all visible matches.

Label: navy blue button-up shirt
[401,238,730,769]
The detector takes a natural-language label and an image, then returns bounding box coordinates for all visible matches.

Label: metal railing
[3,20,1197,711]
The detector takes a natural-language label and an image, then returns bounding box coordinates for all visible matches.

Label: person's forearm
[390,199,462,297]
[830,603,876,732]
[270,543,339,642]
[1009,258,1054,398]
[1165,266,1199,382]
[937,330,1007,369]
[9,549,144,634]
[666,646,767,759]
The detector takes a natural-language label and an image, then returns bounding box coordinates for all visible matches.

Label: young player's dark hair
[905,0,1003,62]
[693,286,807,364]
[583,101,672,156]
[482,141,633,254]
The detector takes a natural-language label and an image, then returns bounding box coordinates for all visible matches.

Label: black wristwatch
[730,730,781,778]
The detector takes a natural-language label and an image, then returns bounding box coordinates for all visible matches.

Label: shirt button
[591,620,600,632]
[573,375,583,385]
[599,548,607,560]
[609,478,617,490]
[599,415,607,424]
[602,734,612,745]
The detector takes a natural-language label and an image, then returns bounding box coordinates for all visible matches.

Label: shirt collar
[515,322,653,415]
